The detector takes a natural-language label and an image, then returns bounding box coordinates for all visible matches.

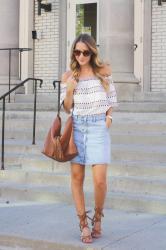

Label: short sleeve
[105,75,118,107]
[60,83,67,106]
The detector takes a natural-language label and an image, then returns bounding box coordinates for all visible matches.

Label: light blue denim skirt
[71,113,111,165]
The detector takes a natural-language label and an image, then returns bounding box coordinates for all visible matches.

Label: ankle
[92,207,104,225]
[77,211,91,231]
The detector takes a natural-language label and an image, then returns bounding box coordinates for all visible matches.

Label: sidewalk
[0,202,166,250]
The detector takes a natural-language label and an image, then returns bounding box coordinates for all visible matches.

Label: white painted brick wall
[34,0,166,94]
[151,0,166,92]
[34,0,59,93]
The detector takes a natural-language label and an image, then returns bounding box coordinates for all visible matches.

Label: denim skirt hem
[71,161,110,166]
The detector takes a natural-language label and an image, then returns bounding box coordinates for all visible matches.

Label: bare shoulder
[61,71,72,83]
[99,63,112,77]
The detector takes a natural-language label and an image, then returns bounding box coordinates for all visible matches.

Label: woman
[60,33,117,243]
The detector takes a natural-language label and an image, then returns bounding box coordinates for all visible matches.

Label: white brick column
[151,0,166,92]
[34,0,60,93]
[19,0,34,94]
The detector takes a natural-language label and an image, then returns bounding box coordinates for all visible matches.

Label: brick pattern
[34,0,59,93]
[34,0,166,93]
[151,0,166,92]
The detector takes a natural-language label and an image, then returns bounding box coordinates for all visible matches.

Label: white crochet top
[60,75,118,116]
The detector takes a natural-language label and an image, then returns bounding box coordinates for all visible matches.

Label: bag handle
[53,80,63,116]
[53,79,74,116]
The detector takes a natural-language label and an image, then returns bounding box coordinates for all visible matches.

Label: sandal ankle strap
[77,210,92,231]
[92,207,104,225]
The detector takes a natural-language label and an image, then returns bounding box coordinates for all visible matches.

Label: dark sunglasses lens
[74,50,91,57]
[83,50,91,57]
[74,50,81,56]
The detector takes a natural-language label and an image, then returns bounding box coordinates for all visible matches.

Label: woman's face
[74,42,92,67]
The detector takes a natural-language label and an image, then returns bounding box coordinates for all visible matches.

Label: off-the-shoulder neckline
[79,75,112,82]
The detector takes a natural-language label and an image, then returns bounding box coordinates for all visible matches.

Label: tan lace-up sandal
[91,207,104,238]
[77,211,93,243]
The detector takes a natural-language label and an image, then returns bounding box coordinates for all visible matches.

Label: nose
[79,53,84,59]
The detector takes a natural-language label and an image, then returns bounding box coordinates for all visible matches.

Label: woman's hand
[66,76,77,93]
[106,115,112,128]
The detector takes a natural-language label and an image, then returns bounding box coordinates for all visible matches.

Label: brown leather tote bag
[42,81,78,162]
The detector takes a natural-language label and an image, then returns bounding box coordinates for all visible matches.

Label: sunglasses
[73,49,92,57]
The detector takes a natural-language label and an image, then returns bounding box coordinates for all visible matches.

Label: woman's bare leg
[92,164,108,237]
[92,164,107,208]
[71,163,92,243]
[70,163,85,214]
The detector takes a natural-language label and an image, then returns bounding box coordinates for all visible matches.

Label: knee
[71,172,84,185]
[95,179,107,190]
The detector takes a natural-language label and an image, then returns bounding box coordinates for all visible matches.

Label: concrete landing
[0,203,165,250]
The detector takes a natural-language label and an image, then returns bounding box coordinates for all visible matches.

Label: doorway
[67,0,99,69]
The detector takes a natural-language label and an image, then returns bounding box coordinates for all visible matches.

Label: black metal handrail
[0,77,43,170]
[0,48,32,102]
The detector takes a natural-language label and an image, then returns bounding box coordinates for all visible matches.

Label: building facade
[0,0,166,101]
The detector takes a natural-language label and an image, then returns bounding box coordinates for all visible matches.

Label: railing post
[19,49,22,80]
[8,49,11,103]
[32,79,37,144]
[1,98,5,170]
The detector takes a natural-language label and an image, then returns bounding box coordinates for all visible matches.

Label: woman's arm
[63,87,74,113]
[61,72,77,113]
[106,107,113,128]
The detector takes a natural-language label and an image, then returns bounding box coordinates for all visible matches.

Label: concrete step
[111,132,166,146]
[0,181,166,214]
[116,102,166,112]
[1,170,166,197]
[1,126,166,146]
[134,91,166,102]
[1,110,166,122]
[1,142,166,163]
[2,154,166,178]
[110,176,166,197]
[109,161,166,178]
[3,129,166,147]
[0,129,46,141]
[14,93,57,103]
[1,102,166,112]
[107,191,166,214]
[3,160,166,179]
[2,148,166,176]
[2,113,166,129]
[2,111,166,145]
[1,119,166,136]
[1,140,43,154]
[113,144,166,163]
[1,111,166,138]
[0,102,58,111]
[17,92,166,103]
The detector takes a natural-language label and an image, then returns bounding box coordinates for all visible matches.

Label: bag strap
[53,80,63,116]
[53,79,75,116]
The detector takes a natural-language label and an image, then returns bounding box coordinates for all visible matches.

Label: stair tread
[3,153,166,167]
[2,142,166,153]
[113,143,166,152]
[111,175,166,183]
[1,180,166,201]
[1,170,166,182]
[109,190,166,201]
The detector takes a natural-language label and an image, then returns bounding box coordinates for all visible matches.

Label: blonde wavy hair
[70,33,109,92]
